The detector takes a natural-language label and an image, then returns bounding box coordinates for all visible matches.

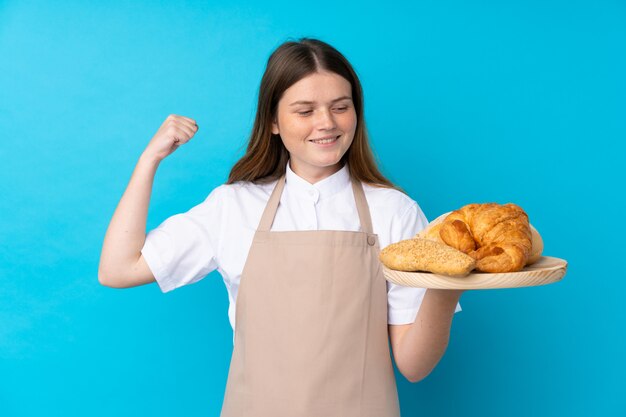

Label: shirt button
[367,236,376,246]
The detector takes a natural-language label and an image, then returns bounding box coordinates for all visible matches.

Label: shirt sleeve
[140,186,224,293]
[387,201,462,325]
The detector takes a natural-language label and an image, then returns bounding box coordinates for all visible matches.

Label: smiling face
[271,71,357,183]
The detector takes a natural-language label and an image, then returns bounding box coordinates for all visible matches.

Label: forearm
[98,153,160,282]
[396,289,463,382]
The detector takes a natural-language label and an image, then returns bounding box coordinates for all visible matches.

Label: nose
[315,108,337,131]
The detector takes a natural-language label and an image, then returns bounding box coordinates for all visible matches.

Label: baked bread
[418,203,535,273]
[379,238,476,277]
[416,211,543,265]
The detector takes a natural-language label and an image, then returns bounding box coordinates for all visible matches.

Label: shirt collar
[285,160,351,203]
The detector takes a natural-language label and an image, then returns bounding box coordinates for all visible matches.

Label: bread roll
[379,238,476,277]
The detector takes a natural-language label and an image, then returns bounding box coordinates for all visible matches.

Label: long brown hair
[227,37,402,192]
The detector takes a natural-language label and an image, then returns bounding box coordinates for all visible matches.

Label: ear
[271,116,279,135]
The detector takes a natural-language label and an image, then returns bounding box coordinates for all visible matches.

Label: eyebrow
[288,96,352,106]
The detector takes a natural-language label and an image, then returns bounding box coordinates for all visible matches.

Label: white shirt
[141,162,461,343]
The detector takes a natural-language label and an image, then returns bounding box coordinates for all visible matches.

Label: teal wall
[1,1,624,416]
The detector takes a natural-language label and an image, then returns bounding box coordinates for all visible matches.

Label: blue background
[1,0,624,416]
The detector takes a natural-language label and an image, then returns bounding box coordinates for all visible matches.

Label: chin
[313,158,343,169]
[316,152,347,165]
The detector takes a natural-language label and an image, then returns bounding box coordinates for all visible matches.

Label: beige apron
[220,173,401,417]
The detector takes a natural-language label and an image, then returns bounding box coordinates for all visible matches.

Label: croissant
[427,203,534,273]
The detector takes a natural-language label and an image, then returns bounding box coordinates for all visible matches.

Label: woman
[99,38,463,417]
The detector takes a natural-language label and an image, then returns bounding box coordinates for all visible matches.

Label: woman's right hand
[142,114,199,163]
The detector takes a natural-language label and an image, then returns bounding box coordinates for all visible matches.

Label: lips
[309,135,340,144]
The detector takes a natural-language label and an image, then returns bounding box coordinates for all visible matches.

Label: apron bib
[220,173,401,417]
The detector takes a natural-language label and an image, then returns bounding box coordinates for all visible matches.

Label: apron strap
[350,176,374,234]
[257,171,374,234]
[258,175,286,232]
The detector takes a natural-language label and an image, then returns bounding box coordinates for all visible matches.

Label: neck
[290,161,344,184]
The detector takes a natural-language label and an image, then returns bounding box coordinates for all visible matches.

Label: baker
[98,37,463,417]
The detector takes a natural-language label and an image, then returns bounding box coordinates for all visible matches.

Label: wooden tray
[383,256,568,289]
